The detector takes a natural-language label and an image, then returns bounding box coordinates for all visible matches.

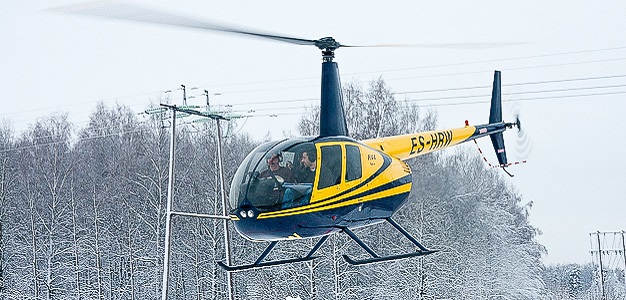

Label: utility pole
[161,108,177,300]
[181,84,186,105]
[205,90,235,300]
[597,231,605,300]
[205,90,210,110]
[216,117,234,300]
[621,231,626,297]
[590,230,626,300]
[156,99,242,300]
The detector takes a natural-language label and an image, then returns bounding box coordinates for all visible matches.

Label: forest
[0,78,623,299]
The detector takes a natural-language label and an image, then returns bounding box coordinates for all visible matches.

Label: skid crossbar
[341,217,438,266]
[218,235,329,272]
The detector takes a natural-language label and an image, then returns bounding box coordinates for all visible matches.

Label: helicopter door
[317,143,365,191]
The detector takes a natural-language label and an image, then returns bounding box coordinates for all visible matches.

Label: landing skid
[218,235,329,272]
[341,217,437,266]
[218,218,436,271]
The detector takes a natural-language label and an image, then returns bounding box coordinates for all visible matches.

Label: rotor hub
[316,38,340,62]
[315,37,341,51]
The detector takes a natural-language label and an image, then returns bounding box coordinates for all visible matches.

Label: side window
[317,145,343,189]
[345,145,362,182]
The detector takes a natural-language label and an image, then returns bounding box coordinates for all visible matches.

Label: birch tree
[0,124,17,298]
[0,91,550,299]
[13,114,76,299]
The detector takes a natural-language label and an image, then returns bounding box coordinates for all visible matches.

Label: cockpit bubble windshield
[229,138,317,212]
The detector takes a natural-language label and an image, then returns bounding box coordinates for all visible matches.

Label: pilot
[260,153,293,183]
[295,150,316,183]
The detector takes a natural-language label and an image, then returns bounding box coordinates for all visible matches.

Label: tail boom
[362,122,506,161]
[364,70,513,167]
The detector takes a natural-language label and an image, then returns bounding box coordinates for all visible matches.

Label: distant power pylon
[589,230,626,300]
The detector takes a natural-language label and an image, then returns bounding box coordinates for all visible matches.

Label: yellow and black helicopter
[62,2,521,272]
[223,67,517,271]
[222,45,519,269]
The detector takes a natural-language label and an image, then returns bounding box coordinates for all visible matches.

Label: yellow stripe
[363,125,476,160]
[256,183,411,219]
[288,233,302,239]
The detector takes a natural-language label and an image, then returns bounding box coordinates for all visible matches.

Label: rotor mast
[317,37,349,137]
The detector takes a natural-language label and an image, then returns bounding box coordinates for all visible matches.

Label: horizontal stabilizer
[490,132,508,166]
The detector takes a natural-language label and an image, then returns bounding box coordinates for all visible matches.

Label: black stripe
[316,151,393,203]
[339,174,412,203]
[294,174,413,214]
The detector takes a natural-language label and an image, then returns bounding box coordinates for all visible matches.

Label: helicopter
[222,68,516,271]
[60,2,521,272]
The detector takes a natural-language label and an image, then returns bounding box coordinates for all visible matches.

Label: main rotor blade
[50,1,319,46]
[343,42,523,49]
[51,2,520,51]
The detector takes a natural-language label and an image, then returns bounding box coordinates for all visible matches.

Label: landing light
[239,210,255,219]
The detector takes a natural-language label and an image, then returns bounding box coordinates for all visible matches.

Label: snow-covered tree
[0,79,549,299]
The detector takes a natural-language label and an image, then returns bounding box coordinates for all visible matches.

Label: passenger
[282,150,316,209]
[295,150,316,183]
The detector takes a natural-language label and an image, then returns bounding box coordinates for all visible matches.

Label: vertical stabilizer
[489,70,502,124]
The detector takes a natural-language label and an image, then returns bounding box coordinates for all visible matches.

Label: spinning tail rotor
[511,105,533,162]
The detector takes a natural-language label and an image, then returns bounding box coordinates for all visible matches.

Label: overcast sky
[2,0,626,266]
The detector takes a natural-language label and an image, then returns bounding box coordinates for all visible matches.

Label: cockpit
[229,138,318,212]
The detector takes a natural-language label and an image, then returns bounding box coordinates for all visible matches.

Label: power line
[4,46,625,119]
[196,45,626,87]
[2,110,244,150]
[231,97,318,106]
[228,89,626,115]
[385,57,626,83]
[396,74,626,95]
[230,82,626,109]
[3,58,626,136]
[0,92,168,118]
[274,89,626,113]
[5,83,625,139]
[197,78,626,110]
[0,127,150,153]
[0,72,619,131]
[3,88,625,151]
[350,46,626,75]
[405,90,626,108]
[225,87,626,121]
[179,56,626,97]
[395,84,626,103]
